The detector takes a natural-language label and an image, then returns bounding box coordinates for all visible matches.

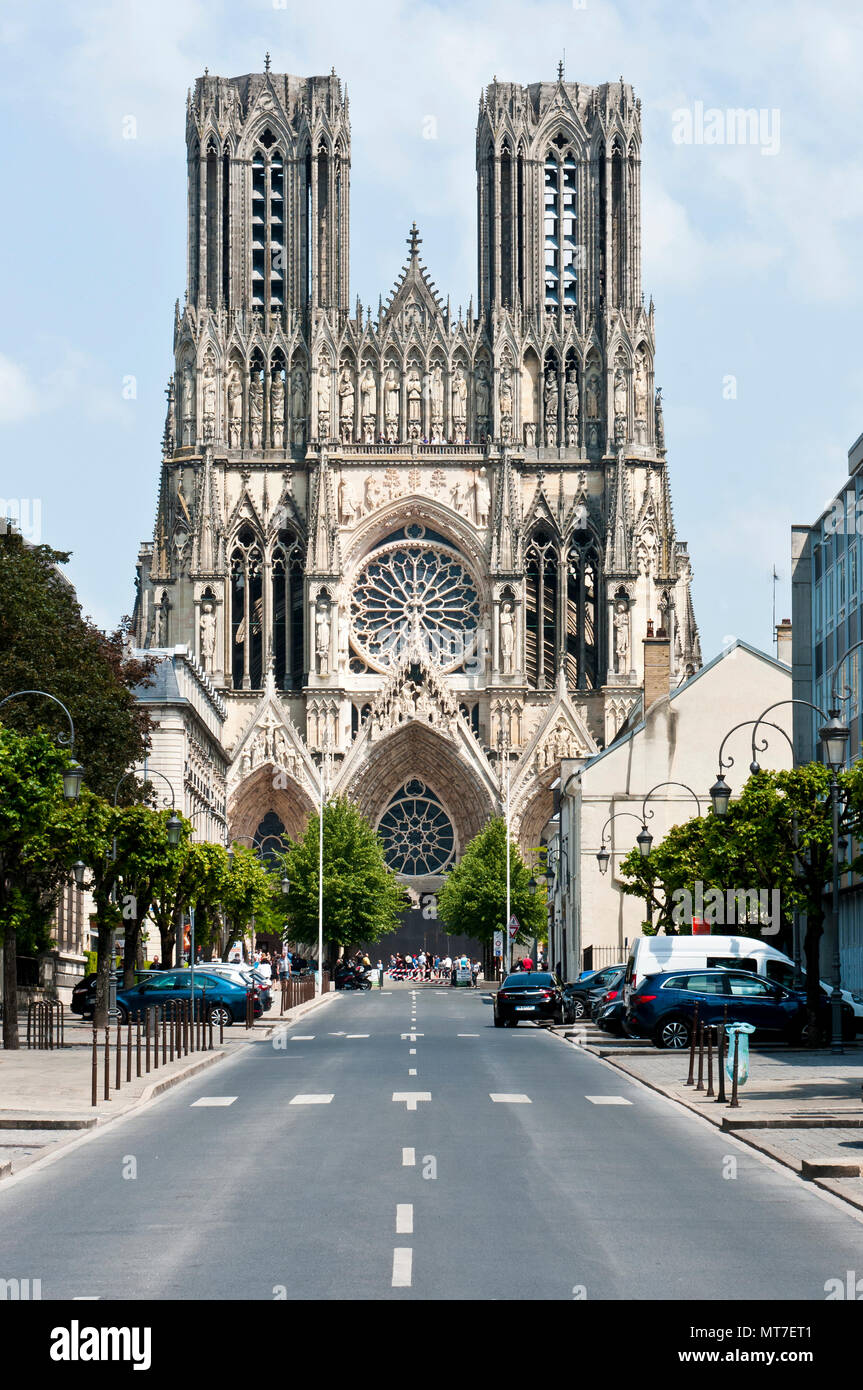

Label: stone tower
[133,64,701,899]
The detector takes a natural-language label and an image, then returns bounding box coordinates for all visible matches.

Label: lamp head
[62,759,84,803]
[709,773,732,818]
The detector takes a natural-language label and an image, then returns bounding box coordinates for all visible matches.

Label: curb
[0,1116,98,1130]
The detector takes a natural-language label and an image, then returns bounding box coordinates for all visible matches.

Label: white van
[623,935,863,1026]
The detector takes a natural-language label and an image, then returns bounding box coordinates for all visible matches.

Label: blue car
[116,970,261,1027]
[626,968,852,1050]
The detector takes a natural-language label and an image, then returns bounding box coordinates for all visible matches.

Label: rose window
[378,778,455,876]
[351,538,480,671]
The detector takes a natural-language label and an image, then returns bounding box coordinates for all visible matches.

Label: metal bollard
[686,1002,699,1085]
[728,1031,741,1108]
[126,1014,132,1084]
[706,1024,714,1098]
[716,1024,727,1103]
[136,1012,142,1078]
[145,1008,151,1074]
[208,1009,213,1051]
[115,1018,122,1091]
[162,1006,167,1065]
[696,1021,705,1092]
[219,1008,224,1046]
[91,1027,98,1107]
[104,1027,111,1101]
[152,1009,159,1070]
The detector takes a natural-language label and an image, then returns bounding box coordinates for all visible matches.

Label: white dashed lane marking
[402,1147,415,1166]
[392,1248,413,1287]
[396,1204,414,1234]
[585,1096,632,1106]
[409,1048,416,1054]
[489,1094,531,1104]
[408,1068,417,1076]
[346,1034,369,1038]
[392,1092,431,1110]
[290,1036,315,1041]
[457,1033,479,1037]
[289,1094,334,1105]
[191,1097,237,1107]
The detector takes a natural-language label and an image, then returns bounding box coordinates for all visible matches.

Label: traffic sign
[508,914,520,940]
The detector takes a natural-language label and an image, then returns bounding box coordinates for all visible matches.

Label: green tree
[437,816,545,948]
[282,797,406,957]
[0,726,79,1047]
[618,764,863,1039]
[0,531,154,799]
[220,845,283,958]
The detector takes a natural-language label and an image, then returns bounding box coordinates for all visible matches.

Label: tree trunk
[158,922,176,970]
[2,918,19,1049]
[123,918,141,989]
[93,917,114,1031]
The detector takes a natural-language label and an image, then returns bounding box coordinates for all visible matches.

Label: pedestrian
[522,955,533,971]
[471,959,480,987]
[151,954,161,971]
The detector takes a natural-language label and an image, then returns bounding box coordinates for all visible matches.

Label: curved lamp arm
[114,766,176,809]
[641,781,701,824]
[598,810,645,848]
[829,637,863,706]
[716,718,793,778]
[750,698,830,769]
[0,689,76,747]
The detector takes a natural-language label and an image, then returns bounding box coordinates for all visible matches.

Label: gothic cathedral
[132,64,701,900]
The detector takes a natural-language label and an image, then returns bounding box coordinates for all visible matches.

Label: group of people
[387,952,481,985]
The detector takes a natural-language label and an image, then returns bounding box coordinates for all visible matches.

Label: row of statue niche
[180,355,657,452]
[367,680,459,740]
[337,467,490,527]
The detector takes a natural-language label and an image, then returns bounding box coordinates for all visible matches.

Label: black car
[594,997,628,1036]
[494,971,565,1027]
[563,965,626,1021]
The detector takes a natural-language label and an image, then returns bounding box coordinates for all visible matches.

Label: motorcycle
[334,966,372,992]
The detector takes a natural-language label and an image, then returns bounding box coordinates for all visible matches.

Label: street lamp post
[0,690,85,800]
[317,733,333,997]
[498,726,512,976]
[713,700,850,1053]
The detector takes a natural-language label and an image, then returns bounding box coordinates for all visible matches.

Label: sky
[1,0,862,663]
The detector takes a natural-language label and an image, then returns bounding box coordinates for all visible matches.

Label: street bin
[724,1022,756,1086]
[453,961,472,988]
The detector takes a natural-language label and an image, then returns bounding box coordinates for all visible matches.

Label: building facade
[792,428,863,992]
[131,65,701,917]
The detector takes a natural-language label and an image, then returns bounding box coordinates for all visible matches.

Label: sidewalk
[0,989,336,1178]
[557,1026,863,1212]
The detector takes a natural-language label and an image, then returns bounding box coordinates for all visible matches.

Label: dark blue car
[626,968,850,1050]
[116,970,261,1027]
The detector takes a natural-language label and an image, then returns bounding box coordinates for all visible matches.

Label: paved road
[1,984,862,1300]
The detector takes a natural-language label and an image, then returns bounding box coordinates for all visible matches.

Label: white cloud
[0,354,39,422]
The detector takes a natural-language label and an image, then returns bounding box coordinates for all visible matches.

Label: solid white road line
[402,1147,416,1166]
[489,1093,532,1103]
[392,1248,413,1287]
[457,1033,479,1037]
[191,1097,237,1107]
[291,1036,315,1041]
[392,1092,431,1110]
[585,1096,632,1105]
[289,1094,334,1105]
[346,1034,369,1038]
[396,1203,414,1234]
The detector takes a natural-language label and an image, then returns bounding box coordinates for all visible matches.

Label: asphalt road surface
[1,984,862,1300]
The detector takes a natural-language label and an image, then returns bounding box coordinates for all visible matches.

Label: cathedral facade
[132,64,701,914]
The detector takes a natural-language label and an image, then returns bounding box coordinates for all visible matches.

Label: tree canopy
[436,816,546,947]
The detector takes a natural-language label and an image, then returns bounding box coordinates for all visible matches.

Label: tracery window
[351,526,480,673]
[251,131,284,317]
[272,528,304,691]
[230,525,263,689]
[526,530,559,687]
[544,142,578,312]
[565,538,601,690]
[378,778,455,876]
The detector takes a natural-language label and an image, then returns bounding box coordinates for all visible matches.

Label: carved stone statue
[249,375,263,448]
[499,365,513,441]
[227,367,242,447]
[565,368,579,445]
[585,372,600,419]
[544,368,559,446]
[614,599,631,675]
[338,367,355,443]
[634,353,648,420]
[202,357,216,436]
[338,474,356,525]
[384,366,399,441]
[364,473,381,511]
[452,365,467,434]
[291,367,307,446]
[451,478,465,512]
[317,357,331,439]
[315,600,331,677]
[406,366,422,438]
[199,602,216,672]
[430,364,444,423]
[360,364,376,422]
[475,365,490,423]
[182,362,195,446]
[270,372,285,447]
[655,386,665,451]
[473,466,491,528]
[613,366,627,420]
[500,602,515,675]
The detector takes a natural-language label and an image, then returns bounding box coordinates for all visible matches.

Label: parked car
[494,971,566,1027]
[594,997,628,1035]
[71,970,157,1020]
[198,963,273,1010]
[563,965,626,1021]
[115,970,262,1027]
[587,968,626,1019]
[626,968,854,1049]
[623,934,863,1028]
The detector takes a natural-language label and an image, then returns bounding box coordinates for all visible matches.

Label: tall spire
[407,222,422,259]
